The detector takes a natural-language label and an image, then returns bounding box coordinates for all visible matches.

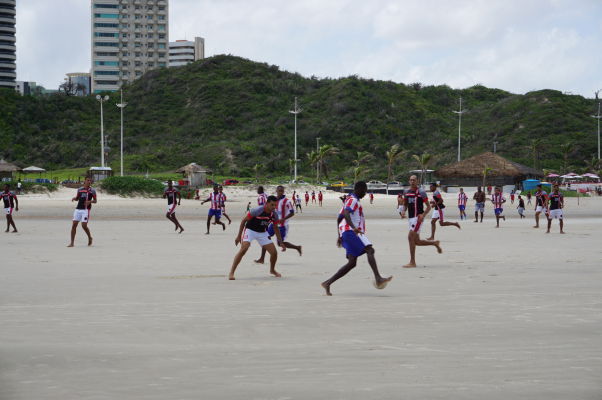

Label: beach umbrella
[582,173,600,179]
[546,173,560,178]
[22,166,46,173]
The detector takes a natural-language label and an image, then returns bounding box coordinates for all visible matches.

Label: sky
[15,0,602,97]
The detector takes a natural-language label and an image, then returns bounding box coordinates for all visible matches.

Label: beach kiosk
[87,167,113,182]
[175,163,212,187]
[0,159,20,181]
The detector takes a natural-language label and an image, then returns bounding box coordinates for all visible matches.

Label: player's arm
[162,190,166,199]
[343,209,360,234]
[91,191,97,204]
[272,220,287,251]
[177,191,182,205]
[13,194,18,211]
[71,190,78,202]
[235,213,251,245]
[421,196,431,221]
[201,196,211,204]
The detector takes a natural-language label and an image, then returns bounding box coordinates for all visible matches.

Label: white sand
[1,188,601,400]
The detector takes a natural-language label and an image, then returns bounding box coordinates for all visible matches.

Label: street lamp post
[288,97,302,182]
[316,137,320,182]
[592,94,601,160]
[96,94,109,168]
[116,89,128,176]
[452,97,465,162]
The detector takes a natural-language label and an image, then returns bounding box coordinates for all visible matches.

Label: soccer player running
[163,180,183,233]
[546,184,565,234]
[201,186,226,234]
[490,186,506,228]
[369,192,374,204]
[457,188,468,220]
[68,177,96,247]
[321,181,392,296]
[426,183,460,240]
[229,195,286,280]
[295,194,302,213]
[533,184,548,228]
[257,186,268,206]
[517,195,526,218]
[400,175,442,268]
[304,191,310,206]
[473,186,486,223]
[311,190,316,204]
[255,185,302,263]
[318,190,323,206]
[217,185,232,225]
[2,184,18,233]
[397,191,405,219]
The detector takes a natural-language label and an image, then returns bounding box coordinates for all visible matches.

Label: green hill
[0,55,599,179]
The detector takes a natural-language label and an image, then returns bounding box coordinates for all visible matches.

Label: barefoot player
[490,186,506,228]
[426,183,460,240]
[163,180,183,233]
[457,188,468,220]
[533,184,548,228]
[400,175,442,268]
[318,190,323,206]
[217,185,232,225]
[68,177,96,247]
[229,195,286,280]
[2,184,18,233]
[321,181,392,296]
[546,184,565,234]
[473,186,486,223]
[201,186,226,234]
[257,186,268,206]
[255,185,302,263]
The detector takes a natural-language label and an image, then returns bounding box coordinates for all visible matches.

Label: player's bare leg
[8,215,17,232]
[166,213,178,230]
[223,212,232,225]
[263,243,281,277]
[254,248,267,264]
[365,246,392,289]
[534,212,541,228]
[283,241,302,256]
[172,214,184,233]
[440,220,460,229]
[480,211,483,222]
[404,231,441,268]
[229,241,250,280]
[321,255,358,296]
[427,218,437,240]
[216,218,226,231]
[67,221,79,247]
[205,216,212,234]
[82,222,93,246]
[559,219,565,234]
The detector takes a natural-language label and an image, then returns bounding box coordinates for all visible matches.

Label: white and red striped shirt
[338,194,365,235]
[218,193,227,209]
[491,193,505,208]
[274,195,294,227]
[257,193,268,206]
[458,192,468,207]
[208,192,221,210]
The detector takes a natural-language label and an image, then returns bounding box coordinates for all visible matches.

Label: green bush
[100,176,164,197]
[2,181,58,193]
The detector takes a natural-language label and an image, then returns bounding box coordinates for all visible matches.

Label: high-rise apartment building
[169,37,204,67]
[91,0,169,93]
[0,0,16,90]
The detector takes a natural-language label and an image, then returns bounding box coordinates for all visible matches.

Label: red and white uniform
[208,192,221,210]
[1,191,17,215]
[257,193,268,206]
[491,193,505,209]
[219,193,227,210]
[338,194,366,235]
[318,192,323,201]
[304,193,309,203]
[275,195,294,227]
[458,192,468,207]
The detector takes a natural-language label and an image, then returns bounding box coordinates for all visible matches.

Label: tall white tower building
[0,0,16,90]
[169,37,204,67]
[91,0,169,93]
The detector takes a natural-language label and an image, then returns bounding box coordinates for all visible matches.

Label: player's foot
[222,224,226,231]
[426,237,434,241]
[545,230,550,233]
[374,275,393,289]
[321,282,332,296]
[178,228,184,234]
[297,246,302,256]
[495,225,499,228]
[270,270,282,278]
[402,262,416,268]
[205,231,210,235]
[228,274,235,280]
[67,243,74,247]
[12,229,17,233]
[455,223,461,229]
[473,220,478,223]
[434,241,442,254]
[4,229,8,232]
[174,225,178,231]
[88,237,93,246]
[533,225,539,228]
[212,222,216,225]
[228,220,231,225]
[560,231,565,234]
[254,259,265,264]
[502,216,506,221]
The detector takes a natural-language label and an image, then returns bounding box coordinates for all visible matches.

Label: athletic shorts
[267,223,289,241]
[408,217,423,233]
[475,202,485,212]
[432,209,444,221]
[166,204,176,215]
[397,205,405,214]
[242,229,272,247]
[4,207,13,215]
[458,205,465,211]
[494,208,504,216]
[535,205,544,213]
[548,209,563,219]
[518,207,525,214]
[208,209,222,218]
[73,209,90,223]
[341,230,371,257]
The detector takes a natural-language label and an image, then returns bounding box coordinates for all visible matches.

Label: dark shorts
[341,230,369,257]
[208,209,222,218]
[494,208,504,215]
[458,205,465,211]
[267,224,288,241]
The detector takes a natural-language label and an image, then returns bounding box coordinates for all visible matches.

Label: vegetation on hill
[0,55,599,181]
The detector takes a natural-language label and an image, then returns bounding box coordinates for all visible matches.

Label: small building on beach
[176,163,212,187]
[435,152,543,188]
[0,159,20,181]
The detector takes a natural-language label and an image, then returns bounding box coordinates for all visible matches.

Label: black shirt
[76,187,97,210]
[245,205,278,233]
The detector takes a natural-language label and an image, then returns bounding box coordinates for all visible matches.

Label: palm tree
[353,165,368,183]
[385,144,404,194]
[306,151,318,182]
[412,152,432,186]
[584,156,601,174]
[352,151,373,183]
[529,139,545,170]
[559,142,575,173]
[482,166,493,188]
[315,145,339,182]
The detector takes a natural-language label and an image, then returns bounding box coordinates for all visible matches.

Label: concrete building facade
[91,0,169,93]
[169,37,204,67]
[0,0,16,90]
[66,72,92,96]
[16,81,36,95]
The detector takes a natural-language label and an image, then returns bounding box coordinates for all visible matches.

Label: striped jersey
[257,193,268,206]
[75,187,97,210]
[548,192,563,210]
[208,192,221,210]
[491,193,505,208]
[338,194,365,235]
[404,188,428,218]
[1,191,16,208]
[218,193,227,209]
[164,187,179,205]
[432,190,445,210]
[535,190,548,206]
[274,195,294,226]
[458,192,468,207]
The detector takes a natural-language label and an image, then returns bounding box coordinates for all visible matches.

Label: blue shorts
[208,209,222,218]
[494,208,504,215]
[341,230,371,258]
[458,205,465,211]
[267,224,288,241]
[475,202,485,212]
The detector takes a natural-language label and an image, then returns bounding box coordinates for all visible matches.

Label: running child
[369,192,374,204]
[533,184,548,228]
[229,196,286,280]
[163,180,183,233]
[397,191,405,218]
[490,187,506,228]
[201,186,226,234]
[546,184,565,234]
[400,175,442,268]
[2,184,18,233]
[426,183,460,240]
[217,185,232,225]
[517,195,526,218]
[321,181,392,296]
[68,177,96,247]
[457,188,468,220]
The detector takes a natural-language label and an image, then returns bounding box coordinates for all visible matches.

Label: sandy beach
[1,187,601,399]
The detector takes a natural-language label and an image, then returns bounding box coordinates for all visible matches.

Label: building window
[147,62,154,67]
[120,23,130,28]
[135,33,141,38]
[94,13,119,19]
[147,52,154,57]
[94,23,119,28]
[95,80,118,85]
[121,51,130,56]
[95,32,119,38]
[147,43,154,48]
[135,61,142,66]
[135,23,141,28]
[135,5,140,9]
[95,61,119,66]
[135,14,141,19]
[158,52,165,58]
[158,6,165,10]
[121,42,128,48]
[95,71,120,76]
[135,52,141,57]
[136,71,142,76]
[147,33,154,38]
[158,62,166,67]
[147,25,154,30]
[158,15,165,20]
[94,4,119,8]
[158,25,165,31]
[158,33,166,39]
[95,42,119,47]
[157,43,165,49]
[121,61,129,66]
[135,43,141,48]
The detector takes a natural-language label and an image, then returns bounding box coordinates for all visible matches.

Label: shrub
[100,176,164,197]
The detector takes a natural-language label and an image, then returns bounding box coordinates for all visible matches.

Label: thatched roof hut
[0,159,20,180]
[435,152,543,187]
[176,163,212,187]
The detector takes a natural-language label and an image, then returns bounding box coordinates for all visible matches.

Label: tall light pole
[96,94,110,167]
[316,137,320,182]
[116,89,127,176]
[592,90,601,160]
[493,141,498,153]
[288,97,302,182]
[452,97,465,162]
